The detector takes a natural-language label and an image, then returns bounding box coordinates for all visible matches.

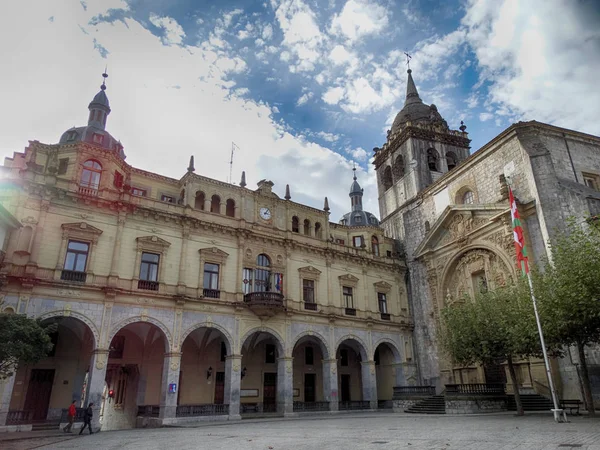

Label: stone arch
[392,154,405,180]
[381,166,393,191]
[291,330,331,360]
[194,191,205,210]
[427,148,439,171]
[179,321,234,354]
[108,316,173,352]
[373,337,402,364]
[335,334,369,361]
[240,326,285,356]
[210,194,221,214]
[455,185,478,204]
[37,310,100,349]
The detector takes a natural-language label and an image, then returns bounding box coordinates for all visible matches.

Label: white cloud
[348,147,368,161]
[329,45,355,66]
[322,87,345,105]
[330,0,389,42]
[149,13,185,45]
[479,112,493,122]
[262,23,273,40]
[297,91,313,106]
[316,131,339,142]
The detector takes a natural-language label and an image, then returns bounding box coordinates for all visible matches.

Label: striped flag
[274,273,284,294]
[509,186,530,276]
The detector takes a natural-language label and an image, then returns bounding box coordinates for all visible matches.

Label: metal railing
[243,292,284,308]
[445,383,505,395]
[344,307,356,316]
[137,405,160,417]
[6,410,33,425]
[60,270,87,283]
[380,313,391,321]
[240,403,278,413]
[176,404,229,417]
[203,288,220,299]
[393,386,436,397]
[338,401,370,411]
[304,302,318,311]
[293,401,329,412]
[138,280,159,291]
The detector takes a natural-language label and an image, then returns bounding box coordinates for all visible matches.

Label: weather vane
[352,162,357,180]
[101,65,108,91]
[404,52,412,70]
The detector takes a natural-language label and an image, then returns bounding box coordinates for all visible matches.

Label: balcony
[244,291,285,317]
[78,186,99,197]
[344,307,356,316]
[61,270,87,283]
[203,288,220,299]
[138,280,159,291]
[380,313,391,321]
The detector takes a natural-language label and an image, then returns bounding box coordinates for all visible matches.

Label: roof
[89,89,110,109]
[339,210,380,227]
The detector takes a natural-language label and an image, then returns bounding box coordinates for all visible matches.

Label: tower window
[427,148,439,171]
[381,165,393,191]
[292,216,299,233]
[210,195,221,213]
[446,151,458,171]
[195,191,205,210]
[393,155,405,179]
[462,191,474,204]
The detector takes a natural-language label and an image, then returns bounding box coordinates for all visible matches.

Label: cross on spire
[352,162,357,181]
[404,52,412,70]
[101,67,108,91]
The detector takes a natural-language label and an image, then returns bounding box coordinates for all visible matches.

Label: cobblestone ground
[5,413,600,450]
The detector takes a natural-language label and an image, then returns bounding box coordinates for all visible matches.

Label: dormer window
[92,133,104,145]
[354,215,362,223]
[67,131,77,141]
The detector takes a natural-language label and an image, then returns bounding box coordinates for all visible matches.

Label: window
[427,148,439,171]
[340,349,349,366]
[303,219,311,235]
[203,263,219,290]
[64,240,89,272]
[393,155,405,179]
[220,341,227,362]
[225,199,235,217]
[161,194,175,203]
[305,346,314,365]
[292,216,299,233]
[583,173,599,190]
[195,191,205,210]
[314,222,322,238]
[446,151,458,170]
[343,286,354,308]
[378,293,388,314]
[242,268,253,294]
[303,279,315,303]
[371,236,380,256]
[254,254,271,292]
[381,165,393,191]
[92,133,104,145]
[80,160,102,190]
[352,236,364,248]
[140,252,159,281]
[266,344,276,364]
[335,238,345,245]
[132,188,147,197]
[462,191,474,205]
[354,215,362,223]
[210,195,221,213]
[67,131,77,141]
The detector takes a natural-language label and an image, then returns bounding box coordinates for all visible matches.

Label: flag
[509,186,530,276]
[274,273,284,294]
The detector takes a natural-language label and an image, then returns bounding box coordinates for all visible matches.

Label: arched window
[195,191,205,210]
[371,235,380,256]
[210,195,221,214]
[255,254,271,292]
[393,155,405,180]
[381,165,393,191]
[427,148,439,171]
[292,216,299,233]
[462,190,474,205]
[446,151,458,171]
[303,219,311,235]
[424,221,431,232]
[225,199,235,217]
[314,222,322,238]
[81,160,102,190]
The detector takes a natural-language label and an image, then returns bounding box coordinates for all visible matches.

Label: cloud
[479,112,493,122]
[330,0,389,42]
[322,87,345,105]
[149,13,185,45]
[297,91,313,106]
[348,147,368,161]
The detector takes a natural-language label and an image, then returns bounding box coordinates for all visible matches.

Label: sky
[1,0,599,221]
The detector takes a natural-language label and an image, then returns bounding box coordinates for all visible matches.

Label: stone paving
[3,412,600,450]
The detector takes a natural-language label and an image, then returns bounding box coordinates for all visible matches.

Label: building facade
[375,69,600,402]
[0,79,415,430]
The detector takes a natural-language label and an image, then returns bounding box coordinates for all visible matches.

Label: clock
[259,207,272,220]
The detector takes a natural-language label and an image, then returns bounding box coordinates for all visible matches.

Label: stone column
[86,349,109,431]
[177,225,190,294]
[224,354,242,420]
[276,357,294,415]
[204,198,211,212]
[27,201,49,268]
[0,373,17,426]
[361,360,378,410]
[159,352,181,422]
[322,359,339,412]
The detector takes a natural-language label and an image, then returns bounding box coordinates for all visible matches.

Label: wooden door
[263,372,277,410]
[304,374,316,402]
[214,372,225,404]
[340,374,351,402]
[24,369,55,421]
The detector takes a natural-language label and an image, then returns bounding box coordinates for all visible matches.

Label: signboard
[169,383,177,393]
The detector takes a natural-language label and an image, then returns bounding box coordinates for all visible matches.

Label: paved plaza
[3,412,600,450]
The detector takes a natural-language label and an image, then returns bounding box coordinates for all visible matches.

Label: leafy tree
[0,310,55,380]
[537,218,600,416]
[439,279,541,416]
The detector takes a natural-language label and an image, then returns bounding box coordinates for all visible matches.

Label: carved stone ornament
[136,235,171,252]
[245,248,253,260]
[199,247,229,263]
[373,281,392,293]
[170,359,180,371]
[61,222,103,243]
[95,353,108,370]
[338,273,359,286]
[298,265,322,280]
[57,289,82,298]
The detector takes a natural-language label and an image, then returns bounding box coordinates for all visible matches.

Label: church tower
[373,69,470,235]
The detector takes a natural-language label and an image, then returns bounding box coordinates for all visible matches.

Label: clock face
[259,207,272,220]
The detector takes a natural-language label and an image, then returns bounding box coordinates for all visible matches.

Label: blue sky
[1,0,599,221]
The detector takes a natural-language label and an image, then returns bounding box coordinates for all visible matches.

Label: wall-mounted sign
[169,383,177,393]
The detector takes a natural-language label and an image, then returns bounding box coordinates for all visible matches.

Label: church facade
[374,69,600,402]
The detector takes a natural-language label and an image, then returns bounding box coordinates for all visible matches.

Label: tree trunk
[507,357,524,416]
[577,341,596,416]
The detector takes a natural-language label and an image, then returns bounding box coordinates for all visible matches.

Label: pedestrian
[63,400,77,433]
[79,402,94,435]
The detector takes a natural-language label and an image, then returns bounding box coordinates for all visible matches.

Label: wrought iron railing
[445,383,505,395]
[304,302,318,311]
[138,280,159,291]
[338,401,370,410]
[203,288,220,299]
[344,307,356,316]
[6,410,33,425]
[60,407,85,422]
[60,270,87,283]
[293,401,329,412]
[176,404,229,417]
[393,386,436,397]
[380,313,391,321]
[243,292,284,308]
[240,403,278,413]
[137,405,160,417]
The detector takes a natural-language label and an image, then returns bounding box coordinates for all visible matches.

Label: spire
[404,69,422,106]
[88,70,111,130]
[239,171,246,188]
[187,155,195,173]
[349,164,364,212]
[284,184,291,200]
[323,197,330,212]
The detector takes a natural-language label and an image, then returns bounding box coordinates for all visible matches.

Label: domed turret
[339,166,380,227]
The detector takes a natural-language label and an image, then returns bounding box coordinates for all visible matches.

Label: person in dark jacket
[79,402,94,435]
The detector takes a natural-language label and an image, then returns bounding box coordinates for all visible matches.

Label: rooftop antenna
[229,142,239,184]
[404,52,412,71]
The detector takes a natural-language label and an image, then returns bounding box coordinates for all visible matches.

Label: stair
[507,394,554,411]
[31,420,61,431]
[405,395,446,414]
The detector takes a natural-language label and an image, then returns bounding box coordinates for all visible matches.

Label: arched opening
[194,191,205,210]
[381,166,393,191]
[371,235,379,256]
[210,195,221,214]
[336,338,368,410]
[392,155,405,180]
[291,335,329,412]
[291,216,299,233]
[314,222,322,239]
[303,219,311,236]
[374,342,401,409]
[225,199,235,217]
[102,322,168,431]
[80,160,102,190]
[254,254,271,292]
[240,331,284,414]
[427,148,439,171]
[446,151,458,171]
[178,327,233,418]
[9,317,95,425]
[462,190,474,204]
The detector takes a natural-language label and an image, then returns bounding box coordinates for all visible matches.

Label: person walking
[63,400,77,433]
[79,402,94,435]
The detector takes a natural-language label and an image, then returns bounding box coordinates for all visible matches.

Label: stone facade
[444,397,507,415]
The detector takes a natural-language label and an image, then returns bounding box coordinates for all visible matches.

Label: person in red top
[63,400,77,433]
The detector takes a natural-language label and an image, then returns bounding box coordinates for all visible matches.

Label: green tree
[0,311,55,380]
[439,279,541,416]
[537,218,600,416]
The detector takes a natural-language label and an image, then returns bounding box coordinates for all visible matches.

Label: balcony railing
[244,291,285,317]
[6,410,33,425]
[137,405,160,417]
[304,302,317,311]
[380,313,391,321]
[445,383,505,396]
[338,401,370,411]
[138,280,159,291]
[78,186,99,197]
[176,404,229,417]
[203,288,220,299]
[60,270,87,283]
[393,386,436,398]
[293,401,329,412]
[344,307,356,316]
